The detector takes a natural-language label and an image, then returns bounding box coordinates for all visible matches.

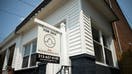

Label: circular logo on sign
[44,34,56,48]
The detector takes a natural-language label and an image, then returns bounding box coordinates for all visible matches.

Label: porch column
[70,54,96,74]
[60,22,69,66]
[38,63,47,74]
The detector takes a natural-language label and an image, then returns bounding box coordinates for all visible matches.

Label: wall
[2,36,19,70]
[38,0,118,74]
[0,0,120,74]
[43,0,82,57]
[1,25,38,72]
[1,0,83,73]
[40,0,82,74]
[81,0,113,35]
[15,26,38,70]
[81,0,118,64]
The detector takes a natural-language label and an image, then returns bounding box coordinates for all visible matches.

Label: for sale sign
[35,18,61,64]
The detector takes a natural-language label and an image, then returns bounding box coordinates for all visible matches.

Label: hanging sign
[35,21,61,64]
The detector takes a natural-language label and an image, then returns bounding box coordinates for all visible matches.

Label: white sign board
[34,18,61,63]
[38,26,61,56]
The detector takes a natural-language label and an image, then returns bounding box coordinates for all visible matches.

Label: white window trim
[22,39,37,68]
[3,49,9,70]
[93,28,115,67]
[99,30,106,64]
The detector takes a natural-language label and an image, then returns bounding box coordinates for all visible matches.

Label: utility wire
[0,9,24,18]
[18,0,35,7]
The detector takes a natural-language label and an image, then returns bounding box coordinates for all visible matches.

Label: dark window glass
[92,27,100,42]
[102,35,109,47]
[30,54,36,66]
[7,44,15,66]
[22,56,29,68]
[24,44,30,56]
[105,48,113,66]
[22,39,37,68]
[94,42,104,63]
[32,40,37,53]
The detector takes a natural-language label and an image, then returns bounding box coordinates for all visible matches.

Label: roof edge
[15,0,52,33]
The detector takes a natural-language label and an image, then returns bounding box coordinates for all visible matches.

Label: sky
[0,0,132,42]
[117,0,132,29]
[0,0,42,42]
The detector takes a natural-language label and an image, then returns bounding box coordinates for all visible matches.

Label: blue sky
[0,0,132,42]
[0,0,42,42]
[117,0,132,29]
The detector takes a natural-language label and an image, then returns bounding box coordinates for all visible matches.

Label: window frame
[22,39,37,68]
[92,27,114,67]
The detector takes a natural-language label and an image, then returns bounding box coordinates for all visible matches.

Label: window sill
[20,66,38,71]
[95,61,119,69]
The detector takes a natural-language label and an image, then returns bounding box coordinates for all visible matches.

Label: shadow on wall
[119,48,132,74]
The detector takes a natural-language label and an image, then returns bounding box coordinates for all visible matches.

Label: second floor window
[22,39,37,68]
[92,27,113,66]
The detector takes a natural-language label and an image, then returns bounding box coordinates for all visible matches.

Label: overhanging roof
[88,0,118,22]
[0,0,52,49]
[15,0,118,33]
[15,0,52,32]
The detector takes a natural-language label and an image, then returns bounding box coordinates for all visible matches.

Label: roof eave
[89,0,118,22]
[15,0,52,33]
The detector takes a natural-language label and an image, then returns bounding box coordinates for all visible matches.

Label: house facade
[0,0,119,74]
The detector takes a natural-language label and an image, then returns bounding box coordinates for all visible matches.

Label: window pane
[30,54,36,66]
[92,27,100,42]
[22,56,29,68]
[105,48,113,66]
[102,35,109,47]
[24,44,31,56]
[32,40,37,53]
[94,42,104,63]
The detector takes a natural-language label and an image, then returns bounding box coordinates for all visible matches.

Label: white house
[0,0,119,74]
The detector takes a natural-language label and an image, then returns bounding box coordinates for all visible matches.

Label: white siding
[2,37,19,70]
[15,26,38,70]
[82,12,94,55]
[68,25,82,56]
[16,26,38,70]
[13,36,23,70]
[40,0,82,74]
[43,0,82,58]
[1,26,38,71]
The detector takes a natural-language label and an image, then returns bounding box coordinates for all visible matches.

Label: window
[22,39,37,68]
[92,27,113,66]
[92,27,100,42]
[94,42,104,63]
